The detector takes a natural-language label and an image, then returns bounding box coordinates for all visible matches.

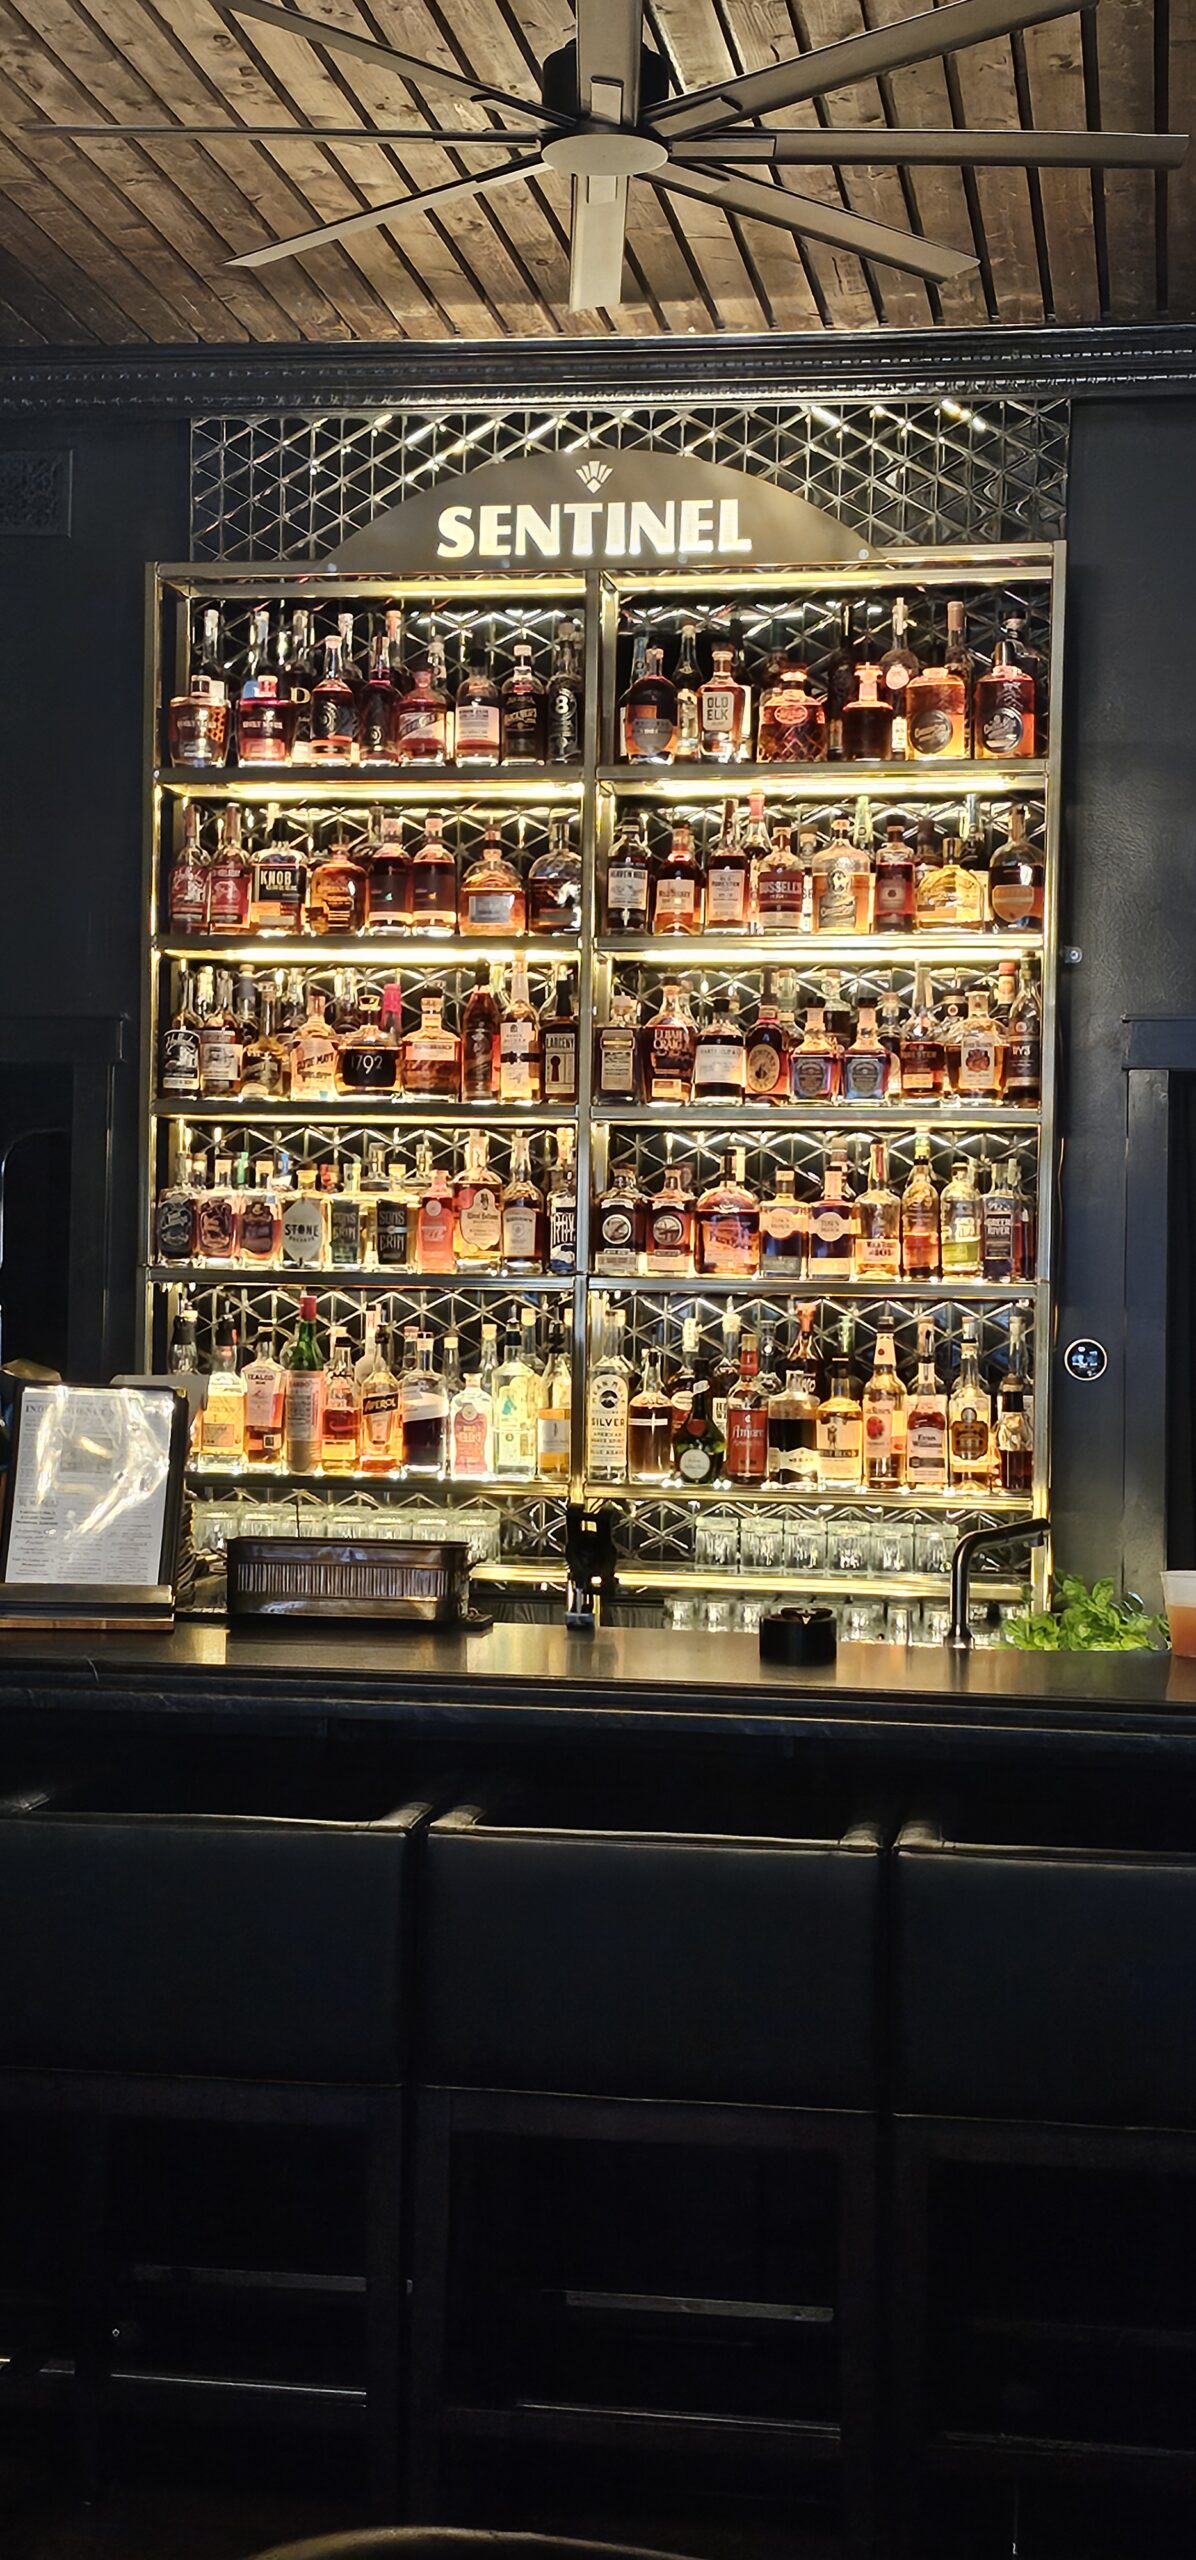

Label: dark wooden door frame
[1122,1017,1196,1600]
[0,1014,127,1384]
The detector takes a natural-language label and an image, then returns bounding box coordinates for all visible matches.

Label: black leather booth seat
[421,1776,882,2106]
[0,1740,427,2081]
[894,1817,1196,2128]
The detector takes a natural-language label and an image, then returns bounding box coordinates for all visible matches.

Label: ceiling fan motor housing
[541,36,670,122]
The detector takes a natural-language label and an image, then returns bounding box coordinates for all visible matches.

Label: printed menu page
[3,1385,177,1587]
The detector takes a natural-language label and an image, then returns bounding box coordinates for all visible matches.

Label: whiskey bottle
[698,642,750,762]
[726,1332,770,1484]
[644,1163,696,1276]
[308,830,367,938]
[409,814,457,934]
[605,813,651,934]
[817,1317,863,1490]
[944,601,976,752]
[249,805,307,936]
[501,638,546,764]
[461,960,502,1101]
[825,602,859,760]
[321,1330,360,1474]
[760,1164,807,1277]
[207,804,251,935]
[995,1308,1034,1493]
[169,803,209,937]
[364,813,411,932]
[403,993,460,1099]
[198,1315,247,1467]
[914,818,987,930]
[642,981,697,1104]
[169,605,229,768]
[790,1008,841,1104]
[905,1319,949,1492]
[540,968,579,1103]
[670,1364,725,1485]
[594,991,642,1103]
[651,822,704,935]
[454,1130,503,1271]
[674,621,702,757]
[842,1004,890,1104]
[812,811,871,935]
[755,823,807,931]
[527,816,582,936]
[901,1131,941,1279]
[501,1132,545,1273]
[622,643,678,764]
[667,1313,701,1430]
[395,652,450,765]
[952,986,1006,1101]
[593,1164,646,1277]
[841,662,895,762]
[198,969,242,1098]
[862,1312,906,1489]
[982,1154,1030,1281]
[709,1306,743,1442]
[808,1147,857,1281]
[453,643,501,768]
[243,1329,286,1468]
[697,1148,760,1277]
[975,641,1036,760]
[587,1307,631,1482]
[284,1296,326,1474]
[459,823,526,935]
[988,803,1044,929]
[547,1129,578,1275]
[536,1319,573,1478]
[879,597,920,756]
[414,1151,456,1273]
[240,1153,283,1261]
[769,1303,821,1486]
[628,1343,674,1482]
[374,1159,413,1272]
[940,1156,983,1276]
[757,660,827,763]
[872,817,916,933]
[692,992,747,1104]
[1004,959,1042,1105]
[309,636,357,765]
[906,649,968,760]
[498,954,542,1102]
[327,1160,366,1268]
[948,1315,993,1488]
[236,607,298,764]
[359,625,399,765]
[855,1140,901,1279]
[1000,612,1048,742]
[706,800,751,930]
[546,617,584,765]
[899,968,946,1103]
[286,607,317,762]
[744,987,790,1103]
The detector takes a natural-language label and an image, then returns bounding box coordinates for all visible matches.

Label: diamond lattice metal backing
[191,398,1069,561]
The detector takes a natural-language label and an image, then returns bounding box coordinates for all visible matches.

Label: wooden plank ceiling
[0,0,1188,342]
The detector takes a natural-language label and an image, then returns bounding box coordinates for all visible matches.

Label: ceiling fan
[38,0,1188,308]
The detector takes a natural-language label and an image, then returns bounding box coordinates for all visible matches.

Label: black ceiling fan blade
[656,162,979,280]
[219,0,568,128]
[29,122,551,143]
[647,0,1095,138]
[227,153,546,266]
[680,127,1189,168]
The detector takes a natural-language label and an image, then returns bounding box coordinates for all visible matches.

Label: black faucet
[948,1517,1051,1650]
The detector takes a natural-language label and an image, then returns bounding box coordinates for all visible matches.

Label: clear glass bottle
[642,981,697,1104]
[705,799,750,930]
[207,804,251,935]
[394,653,450,764]
[817,1316,863,1491]
[698,643,750,762]
[280,1163,327,1268]
[952,986,1006,1101]
[948,1315,993,1488]
[754,823,807,931]
[841,1003,890,1103]
[696,1147,760,1277]
[414,1144,456,1273]
[899,968,946,1104]
[501,1131,545,1273]
[168,604,228,768]
[873,817,916,934]
[989,804,1045,930]
[461,959,503,1101]
[594,991,642,1103]
[628,1343,674,1482]
[587,1305,631,1482]
[644,1163,696,1276]
[527,816,582,935]
[290,986,339,1102]
[901,1130,941,1279]
[454,1130,503,1270]
[593,1163,646,1277]
[459,822,526,935]
[498,954,542,1102]
[309,636,357,765]
[915,818,988,930]
[404,993,460,1099]
[169,802,209,935]
[453,643,501,768]
[855,1140,901,1279]
[790,1006,842,1104]
[321,1329,360,1474]
[759,1164,806,1277]
[879,596,920,757]
[243,1329,285,1468]
[308,830,367,937]
[673,621,702,758]
[364,812,411,932]
[905,1319,949,1493]
[651,822,704,935]
[862,1312,906,1489]
[1005,960,1042,1106]
[996,1309,1034,1494]
[757,660,827,763]
[692,992,746,1104]
[940,1155,983,1276]
[812,808,871,935]
[449,1351,494,1483]
[358,1325,403,1473]
[199,1315,247,1466]
[605,813,652,934]
[725,1331,770,1484]
[402,1334,449,1474]
[536,1319,573,1478]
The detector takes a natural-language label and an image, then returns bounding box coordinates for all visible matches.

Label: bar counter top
[0,1619,1193,1755]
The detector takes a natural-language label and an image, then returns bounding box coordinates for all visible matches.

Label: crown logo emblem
[575,458,613,492]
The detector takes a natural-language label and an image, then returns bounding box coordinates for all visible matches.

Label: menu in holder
[0,1383,188,1626]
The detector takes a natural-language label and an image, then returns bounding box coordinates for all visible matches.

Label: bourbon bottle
[975,641,1036,759]
[622,643,677,764]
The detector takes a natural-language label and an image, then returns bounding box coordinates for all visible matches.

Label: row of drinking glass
[667,1594,1014,1644]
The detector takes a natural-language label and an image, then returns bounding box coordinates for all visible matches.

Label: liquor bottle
[905,1319,949,1492]
[358,1328,402,1474]
[198,1315,246,1465]
[644,1163,696,1276]
[207,804,251,935]
[358,625,398,765]
[790,1007,841,1103]
[982,1154,1030,1281]
[154,1145,199,1262]
[459,822,526,935]
[671,1362,724,1486]
[988,803,1044,929]
[235,607,296,763]
[855,1140,901,1278]
[408,813,457,933]
[628,1343,673,1482]
[817,1316,863,1490]
[825,602,859,760]
[841,1004,890,1104]
[880,597,920,756]
[449,1350,494,1482]
[605,814,652,934]
[642,981,697,1103]
[899,968,946,1104]
[622,643,678,764]
[454,1130,503,1271]
[872,817,916,933]
[915,817,987,930]
[308,829,367,937]
[807,1147,857,1281]
[696,1148,760,1276]
[320,1330,360,1474]
[744,987,790,1103]
[723,1331,769,1484]
[461,960,502,1101]
[290,986,339,1101]
[995,1308,1034,1493]
[284,1296,325,1472]
[953,986,1006,1101]
[668,1313,701,1430]
[198,970,241,1099]
[755,823,806,931]
[812,810,871,934]
[975,640,1036,759]
[709,1306,743,1442]
[403,1335,449,1474]
[169,605,229,768]
[941,1156,983,1276]
[673,622,702,757]
[862,1312,906,1489]
[651,822,704,935]
[169,802,209,935]
[498,954,542,1102]
[594,992,642,1103]
[949,1315,993,1488]
[246,806,304,936]
[501,639,546,764]
[944,601,976,751]
[415,1145,456,1273]
[280,1163,327,1268]
[453,642,501,768]
[705,800,750,931]
[501,1132,545,1273]
[195,1148,239,1262]
[540,969,579,1103]
[1000,612,1048,741]
[527,816,582,935]
[363,812,411,933]
[759,1164,806,1276]
[240,1153,283,1262]
[243,1329,285,1467]
[327,1160,366,1269]
[1005,959,1042,1105]
[906,647,968,760]
[693,992,746,1104]
[901,1131,941,1279]
[547,1128,578,1275]
[404,993,460,1099]
[374,1153,412,1271]
[286,607,317,760]
[536,1318,572,1479]
[308,636,357,765]
[593,1163,646,1276]
[546,617,584,765]
[587,1307,631,1482]
[698,642,750,762]
[757,660,827,763]
[841,662,894,762]
[337,984,401,1095]
[394,652,449,764]
[769,1304,821,1486]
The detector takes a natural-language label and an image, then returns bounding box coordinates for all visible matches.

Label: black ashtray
[759,1606,838,1668]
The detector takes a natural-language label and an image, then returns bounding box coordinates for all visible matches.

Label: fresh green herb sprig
[1003,1576,1167,1652]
